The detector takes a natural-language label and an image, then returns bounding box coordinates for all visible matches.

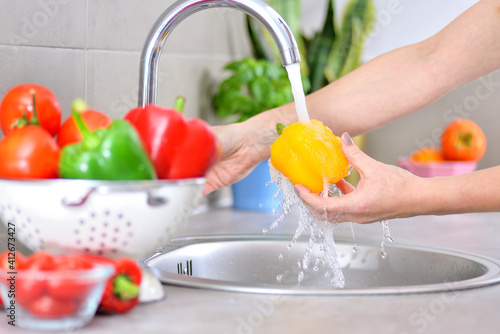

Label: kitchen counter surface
[2,207,500,333]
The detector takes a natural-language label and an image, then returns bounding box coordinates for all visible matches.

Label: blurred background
[0,0,496,171]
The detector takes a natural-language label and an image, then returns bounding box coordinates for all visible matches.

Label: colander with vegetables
[0,84,220,258]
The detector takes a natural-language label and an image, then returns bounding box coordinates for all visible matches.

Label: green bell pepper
[59,99,157,180]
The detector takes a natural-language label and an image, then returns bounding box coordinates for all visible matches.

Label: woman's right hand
[203,119,278,195]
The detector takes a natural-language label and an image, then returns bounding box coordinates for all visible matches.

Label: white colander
[0,178,205,259]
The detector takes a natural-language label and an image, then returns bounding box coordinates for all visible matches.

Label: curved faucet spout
[139,0,301,107]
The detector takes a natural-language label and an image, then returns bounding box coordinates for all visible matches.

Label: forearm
[312,0,500,136]
[411,166,500,217]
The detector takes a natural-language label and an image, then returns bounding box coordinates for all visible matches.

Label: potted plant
[213,0,375,210]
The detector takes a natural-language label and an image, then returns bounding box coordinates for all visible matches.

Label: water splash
[268,159,394,287]
[269,160,345,288]
[380,220,394,259]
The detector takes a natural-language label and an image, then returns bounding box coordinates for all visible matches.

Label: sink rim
[144,234,500,296]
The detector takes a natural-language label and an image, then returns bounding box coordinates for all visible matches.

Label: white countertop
[2,208,500,333]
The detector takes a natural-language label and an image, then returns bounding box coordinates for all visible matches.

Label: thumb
[340,132,372,174]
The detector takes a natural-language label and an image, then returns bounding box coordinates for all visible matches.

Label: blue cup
[231,160,282,211]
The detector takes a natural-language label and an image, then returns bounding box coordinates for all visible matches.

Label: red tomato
[57,110,112,148]
[24,251,56,271]
[46,255,95,300]
[441,119,487,161]
[0,250,26,270]
[410,147,444,164]
[28,295,77,319]
[16,276,46,307]
[14,252,56,307]
[53,254,94,270]
[0,125,60,179]
[0,84,61,137]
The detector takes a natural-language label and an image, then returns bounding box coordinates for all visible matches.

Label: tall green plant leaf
[338,17,364,77]
[247,0,309,76]
[306,0,336,93]
[325,0,375,82]
[247,16,274,62]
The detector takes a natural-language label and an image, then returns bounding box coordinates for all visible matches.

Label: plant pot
[231,160,282,211]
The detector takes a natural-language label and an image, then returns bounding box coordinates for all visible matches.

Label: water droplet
[297,271,304,283]
[313,266,319,272]
[276,274,283,283]
[262,228,268,235]
[278,253,283,261]
[352,246,358,253]
[387,235,395,243]
[381,250,388,259]
[259,203,263,208]
[272,208,277,214]
[287,242,293,250]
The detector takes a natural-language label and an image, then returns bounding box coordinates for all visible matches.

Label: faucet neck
[139,0,301,107]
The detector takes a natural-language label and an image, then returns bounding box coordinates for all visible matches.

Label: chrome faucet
[138,0,301,107]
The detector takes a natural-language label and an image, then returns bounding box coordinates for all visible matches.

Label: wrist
[244,104,298,161]
[408,176,459,217]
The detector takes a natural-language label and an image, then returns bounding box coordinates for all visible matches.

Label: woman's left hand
[295,133,422,224]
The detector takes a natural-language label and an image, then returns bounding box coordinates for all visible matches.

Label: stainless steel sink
[144,234,500,295]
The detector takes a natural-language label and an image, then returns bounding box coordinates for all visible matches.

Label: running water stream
[285,63,310,123]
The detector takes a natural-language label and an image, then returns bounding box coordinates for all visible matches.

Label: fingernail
[342,132,354,146]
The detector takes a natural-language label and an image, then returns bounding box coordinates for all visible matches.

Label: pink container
[397,157,477,178]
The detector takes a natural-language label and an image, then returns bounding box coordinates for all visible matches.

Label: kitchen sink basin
[144,234,500,295]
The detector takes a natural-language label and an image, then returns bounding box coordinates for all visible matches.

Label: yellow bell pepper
[270,119,349,193]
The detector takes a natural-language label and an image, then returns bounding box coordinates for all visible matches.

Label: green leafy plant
[213,57,309,123]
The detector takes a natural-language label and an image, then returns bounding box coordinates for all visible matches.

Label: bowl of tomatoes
[398,119,486,178]
[397,156,478,178]
[0,251,115,331]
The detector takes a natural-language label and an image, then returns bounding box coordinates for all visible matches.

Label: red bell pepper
[76,254,142,314]
[124,98,221,179]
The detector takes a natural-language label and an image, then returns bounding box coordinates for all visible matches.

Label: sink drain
[144,235,500,295]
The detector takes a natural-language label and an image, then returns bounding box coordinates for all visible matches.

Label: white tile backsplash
[0,0,86,48]
[0,45,85,121]
[85,50,141,117]
[86,0,175,51]
[156,54,236,121]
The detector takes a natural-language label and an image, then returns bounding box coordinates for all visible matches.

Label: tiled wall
[0,0,252,124]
